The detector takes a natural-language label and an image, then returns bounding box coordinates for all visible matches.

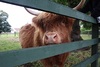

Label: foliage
[52,0,80,7]
[0,10,11,33]
[81,22,92,30]
[65,51,91,67]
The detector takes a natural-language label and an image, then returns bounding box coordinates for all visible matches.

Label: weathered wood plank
[0,0,96,23]
[0,38,99,67]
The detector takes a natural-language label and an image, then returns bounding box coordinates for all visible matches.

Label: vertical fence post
[91,23,99,67]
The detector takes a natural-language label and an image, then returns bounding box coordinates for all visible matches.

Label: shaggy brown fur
[19,13,74,67]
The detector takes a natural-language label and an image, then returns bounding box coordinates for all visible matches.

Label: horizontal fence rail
[0,38,100,67]
[0,0,96,23]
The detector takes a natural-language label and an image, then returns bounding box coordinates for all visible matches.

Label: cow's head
[32,13,74,45]
[25,0,85,46]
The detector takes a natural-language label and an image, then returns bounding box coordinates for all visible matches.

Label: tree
[0,10,11,33]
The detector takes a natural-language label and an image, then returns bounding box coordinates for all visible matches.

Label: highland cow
[19,0,86,67]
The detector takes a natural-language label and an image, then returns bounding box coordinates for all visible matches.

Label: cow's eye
[40,23,46,30]
[41,23,45,28]
[61,23,65,26]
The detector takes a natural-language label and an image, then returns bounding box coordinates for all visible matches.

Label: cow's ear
[32,17,38,24]
[32,17,40,27]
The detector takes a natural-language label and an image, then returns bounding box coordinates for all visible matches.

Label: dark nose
[44,32,58,44]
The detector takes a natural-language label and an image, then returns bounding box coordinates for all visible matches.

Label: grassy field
[0,33,21,52]
[81,34,91,40]
[0,33,99,67]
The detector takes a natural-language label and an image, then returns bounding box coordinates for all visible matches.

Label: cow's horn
[25,0,86,15]
[25,8,42,16]
[73,0,86,10]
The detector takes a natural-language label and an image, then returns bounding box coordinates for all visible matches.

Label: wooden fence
[0,0,100,67]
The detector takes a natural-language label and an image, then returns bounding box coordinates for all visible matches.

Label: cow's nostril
[53,34,57,39]
[45,35,48,40]
[44,32,58,43]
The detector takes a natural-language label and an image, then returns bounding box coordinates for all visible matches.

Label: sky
[0,2,36,28]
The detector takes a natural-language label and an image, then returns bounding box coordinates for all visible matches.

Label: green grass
[0,33,21,52]
[81,34,91,40]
